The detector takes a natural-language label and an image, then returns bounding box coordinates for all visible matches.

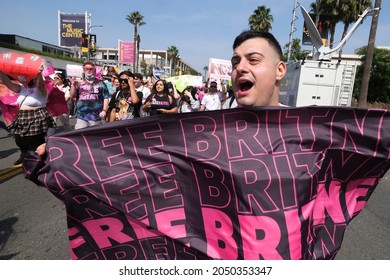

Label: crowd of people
[58,62,237,129]
[1,29,287,164]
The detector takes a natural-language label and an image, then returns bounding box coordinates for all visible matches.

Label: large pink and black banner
[24,107,390,260]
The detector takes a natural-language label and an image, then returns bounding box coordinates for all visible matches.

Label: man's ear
[276,60,287,82]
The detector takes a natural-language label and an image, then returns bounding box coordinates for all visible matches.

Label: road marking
[0,165,23,183]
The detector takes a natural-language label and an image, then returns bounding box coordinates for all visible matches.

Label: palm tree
[310,1,372,52]
[338,0,372,58]
[167,45,180,76]
[248,5,273,32]
[126,11,145,72]
[310,0,341,48]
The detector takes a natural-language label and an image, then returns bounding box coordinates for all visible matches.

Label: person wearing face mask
[0,68,56,165]
[69,62,110,130]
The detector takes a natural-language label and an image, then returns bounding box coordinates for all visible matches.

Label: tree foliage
[248,5,273,32]
[167,45,180,75]
[126,11,146,72]
[353,47,390,104]
[309,0,372,48]
[283,38,306,62]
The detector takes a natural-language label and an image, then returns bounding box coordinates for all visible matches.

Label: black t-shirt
[146,93,177,116]
[108,90,143,120]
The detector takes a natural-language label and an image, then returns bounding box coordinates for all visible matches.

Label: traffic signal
[81,33,88,54]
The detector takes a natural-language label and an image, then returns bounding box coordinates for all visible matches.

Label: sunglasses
[83,67,95,71]
[119,78,128,84]
[210,85,217,88]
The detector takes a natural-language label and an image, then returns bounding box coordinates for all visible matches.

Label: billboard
[58,12,87,47]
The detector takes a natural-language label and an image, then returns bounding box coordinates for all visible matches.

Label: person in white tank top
[0,68,55,165]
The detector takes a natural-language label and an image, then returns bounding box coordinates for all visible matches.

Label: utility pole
[287,0,298,62]
[358,0,381,107]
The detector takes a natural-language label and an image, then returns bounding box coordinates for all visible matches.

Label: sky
[1,0,389,73]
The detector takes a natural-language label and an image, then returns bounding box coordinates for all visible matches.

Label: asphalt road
[0,122,389,260]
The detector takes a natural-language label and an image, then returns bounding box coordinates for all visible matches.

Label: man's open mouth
[238,80,253,91]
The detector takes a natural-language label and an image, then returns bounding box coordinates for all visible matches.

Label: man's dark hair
[233,30,283,60]
[134,73,143,80]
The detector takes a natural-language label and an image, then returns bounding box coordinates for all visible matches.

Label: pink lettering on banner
[283,109,332,152]
[126,216,160,240]
[284,209,303,259]
[202,208,237,259]
[83,217,134,249]
[45,137,94,193]
[345,178,375,217]
[68,226,88,260]
[223,110,272,158]
[193,161,230,208]
[64,188,118,223]
[130,123,172,168]
[273,155,297,209]
[311,182,345,226]
[180,116,221,160]
[330,109,387,157]
[101,173,144,217]
[293,151,324,200]
[239,214,283,260]
[85,129,136,180]
[102,244,139,260]
[144,163,183,212]
[155,208,187,239]
[230,158,278,214]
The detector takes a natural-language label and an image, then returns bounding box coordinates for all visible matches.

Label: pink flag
[0,82,19,126]
[45,80,68,117]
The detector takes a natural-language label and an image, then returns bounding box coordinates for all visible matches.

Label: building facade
[95,47,199,76]
[0,34,200,77]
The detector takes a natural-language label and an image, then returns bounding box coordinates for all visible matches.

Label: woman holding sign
[0,68,55,165]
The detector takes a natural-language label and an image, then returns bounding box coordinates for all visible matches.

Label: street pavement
[0,121,389,260]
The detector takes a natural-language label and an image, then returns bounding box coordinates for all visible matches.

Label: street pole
[287,0,298,62]
[87,24,103,61]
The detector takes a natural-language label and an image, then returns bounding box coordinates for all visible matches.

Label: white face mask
[85,75,95,81]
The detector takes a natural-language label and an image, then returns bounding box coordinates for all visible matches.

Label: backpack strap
[229,95,235,108]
